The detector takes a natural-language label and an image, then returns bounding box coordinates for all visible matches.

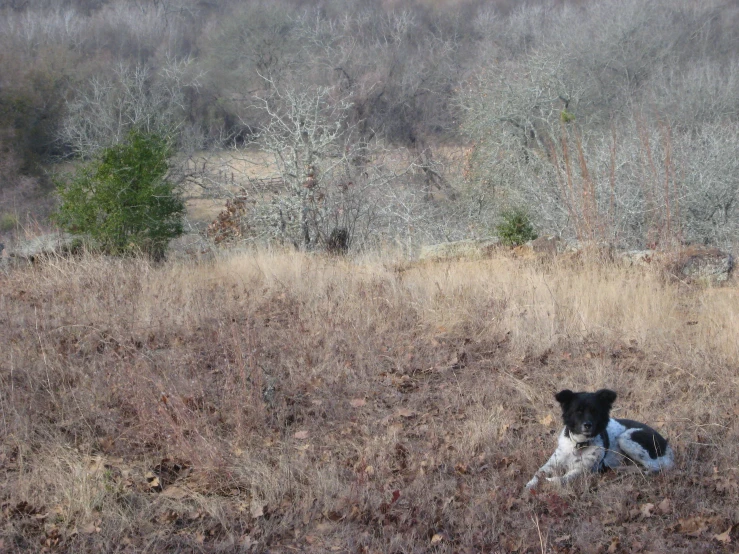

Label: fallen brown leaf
[80,522,100,534]
[145,471,160,490]
[250,500,265,518]
[350,398,366,408]
[87,455,105,473]
[714,525,735,544]
[455,463,470,474]
[161,485,188,499]
[657,498,672,514]
[294,430,309,439]
[539,414,555,427]
[640,503,655,518]
[156,510,178,524]
[677,516,710,537]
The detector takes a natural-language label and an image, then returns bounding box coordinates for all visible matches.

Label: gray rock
[524,235,561,255]
[167,233,217,262]
[518,236,615,260]
[620,246,733,285]
[7,232,81,263]
[419,238,500,262]
[667,245,734,285]
[619,250,657,267]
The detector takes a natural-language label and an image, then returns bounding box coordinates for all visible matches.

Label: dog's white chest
[553,431,605,472]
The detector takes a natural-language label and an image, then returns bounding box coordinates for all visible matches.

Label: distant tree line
[0,0,500,165]
[2,0,739,250]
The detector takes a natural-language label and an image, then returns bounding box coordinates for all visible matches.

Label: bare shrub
[459,0,739,248]
[207,81,417,252]
[60,59,200,158]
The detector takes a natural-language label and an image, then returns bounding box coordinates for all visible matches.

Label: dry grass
[1,250,738,553]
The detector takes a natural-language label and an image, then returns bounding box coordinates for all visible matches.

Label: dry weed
[1,250,737,552]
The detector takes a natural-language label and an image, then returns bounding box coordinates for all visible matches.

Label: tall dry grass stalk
[1,250,737,552]
[548,118,685,248]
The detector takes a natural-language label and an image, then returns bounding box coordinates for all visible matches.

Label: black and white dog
[525,389,674,490]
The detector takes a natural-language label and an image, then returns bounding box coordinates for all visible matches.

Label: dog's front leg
[525,452,561,490]
[547,449,602,486]
[547,466,586,486]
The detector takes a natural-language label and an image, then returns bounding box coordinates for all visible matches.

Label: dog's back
[609,418,674,472]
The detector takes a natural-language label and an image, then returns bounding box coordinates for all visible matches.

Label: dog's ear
[595,389,617,406]
[555,389,575,406]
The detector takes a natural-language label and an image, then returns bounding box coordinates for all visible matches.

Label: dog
[525,389,674,490]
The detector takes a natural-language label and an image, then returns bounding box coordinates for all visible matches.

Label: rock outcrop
[421,236,734,285]
[619,250,657,267]
[5,233,81,264]
[419,238,500,262]
[666,245,734,285]
[619,246,733,284]
[515,235,614,260]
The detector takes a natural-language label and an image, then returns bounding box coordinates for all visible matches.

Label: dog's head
[554,389,617,440]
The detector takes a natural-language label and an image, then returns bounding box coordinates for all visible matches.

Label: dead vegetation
[1,250,738,553]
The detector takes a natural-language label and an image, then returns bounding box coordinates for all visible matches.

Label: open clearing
[1,251,738,553]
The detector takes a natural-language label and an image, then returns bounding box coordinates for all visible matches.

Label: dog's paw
[524,477,539,490]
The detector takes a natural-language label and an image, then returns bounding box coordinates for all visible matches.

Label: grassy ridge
[1,251,737,552]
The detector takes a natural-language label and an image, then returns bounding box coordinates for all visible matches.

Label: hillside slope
[1,251,738,552]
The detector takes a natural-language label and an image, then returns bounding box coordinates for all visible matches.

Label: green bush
[560,109,576,123]
[0,212,18,232]
[495,209,538,246]
[53,130,185,259]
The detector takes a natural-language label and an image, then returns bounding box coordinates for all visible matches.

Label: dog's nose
[583,421,593,431]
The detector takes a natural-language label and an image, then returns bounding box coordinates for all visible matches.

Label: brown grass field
[1,250,738,553]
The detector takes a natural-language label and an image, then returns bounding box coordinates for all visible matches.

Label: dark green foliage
[496,209,538,246]
[53,130,184,259]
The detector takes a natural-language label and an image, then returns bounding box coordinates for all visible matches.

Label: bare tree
[230,80,410,251]
[457,0,739,248]
[60,58,200,158]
